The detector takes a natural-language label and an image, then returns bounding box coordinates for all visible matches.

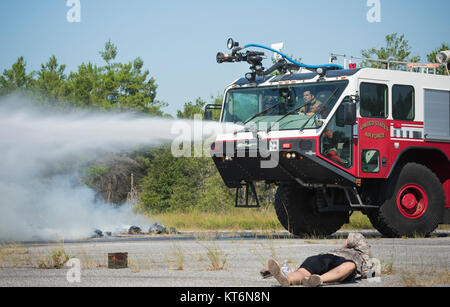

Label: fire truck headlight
[245,72,255,81]
[316,67,326,77]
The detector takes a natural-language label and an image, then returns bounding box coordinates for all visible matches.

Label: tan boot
[268,259,290,287]
[302,274,323,287]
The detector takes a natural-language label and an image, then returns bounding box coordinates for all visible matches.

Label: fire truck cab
[209,40,450,237]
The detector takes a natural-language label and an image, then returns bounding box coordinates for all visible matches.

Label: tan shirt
[323,233,371,279]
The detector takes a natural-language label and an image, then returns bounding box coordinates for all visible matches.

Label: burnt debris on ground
[92,223,177,238]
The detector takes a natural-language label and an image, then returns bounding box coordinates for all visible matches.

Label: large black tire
[368,163,445,237]
[274,184,348,237]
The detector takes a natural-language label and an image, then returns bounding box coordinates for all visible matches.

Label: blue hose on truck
[243,43,344,70]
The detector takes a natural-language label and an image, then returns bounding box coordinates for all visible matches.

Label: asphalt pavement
[0,230,449,287]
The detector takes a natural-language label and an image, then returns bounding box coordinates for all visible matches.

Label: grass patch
[169,242,186,270]
[400,268,450,287]
[75,248,106,269]
[149,208,375,231]
[341,212,373,230]
[381,260,394,275]
[150,208,283,231]
[0,243,31,268]
[37,245,72,269]
[438,224,450,230]
[199,242,227,271]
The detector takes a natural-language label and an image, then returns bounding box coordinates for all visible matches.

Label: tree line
[0,34,448,213]
[0,40,166,115]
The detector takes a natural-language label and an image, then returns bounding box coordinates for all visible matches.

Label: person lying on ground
[260,232,371,287]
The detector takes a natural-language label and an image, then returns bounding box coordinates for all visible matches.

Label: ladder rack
[329,53,446,75]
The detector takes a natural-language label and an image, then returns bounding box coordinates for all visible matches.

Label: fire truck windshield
[222,80,349,130]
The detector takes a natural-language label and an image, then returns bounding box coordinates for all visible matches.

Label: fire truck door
[357,80,391,178]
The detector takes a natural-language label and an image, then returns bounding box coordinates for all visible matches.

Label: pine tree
[0,57,33,96]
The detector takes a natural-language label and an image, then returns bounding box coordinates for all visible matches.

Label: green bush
[139,145,235,213]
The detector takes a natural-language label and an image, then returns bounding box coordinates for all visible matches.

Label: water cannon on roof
[216,39,266,82]
[216,38,344,82]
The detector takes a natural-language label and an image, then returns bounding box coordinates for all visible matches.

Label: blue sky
[0,0,449,116]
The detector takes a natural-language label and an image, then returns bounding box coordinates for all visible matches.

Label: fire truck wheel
[274,183,348,237]
[368,163,445,238]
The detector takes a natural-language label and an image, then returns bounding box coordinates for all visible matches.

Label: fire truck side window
[320,101,353,169]
[362,149,380,173]
[360,83,388,118]
[392,85,415,121]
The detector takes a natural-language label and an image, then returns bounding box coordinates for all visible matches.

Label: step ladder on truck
[206,39,450,238]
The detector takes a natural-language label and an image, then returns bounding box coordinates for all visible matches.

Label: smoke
[0,97,238,242]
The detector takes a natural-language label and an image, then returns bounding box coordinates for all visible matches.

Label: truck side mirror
[204,104,222,121]
[344,102,357,126]
[204,110,213,121]
[336,101,356,127]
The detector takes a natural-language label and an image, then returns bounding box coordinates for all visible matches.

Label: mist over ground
[0,97,237,241]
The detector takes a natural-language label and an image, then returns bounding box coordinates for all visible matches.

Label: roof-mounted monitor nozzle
[216,38,244,63]
[216,38,344,82]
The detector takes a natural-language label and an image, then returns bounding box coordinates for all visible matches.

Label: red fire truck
[206,39,450,237]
